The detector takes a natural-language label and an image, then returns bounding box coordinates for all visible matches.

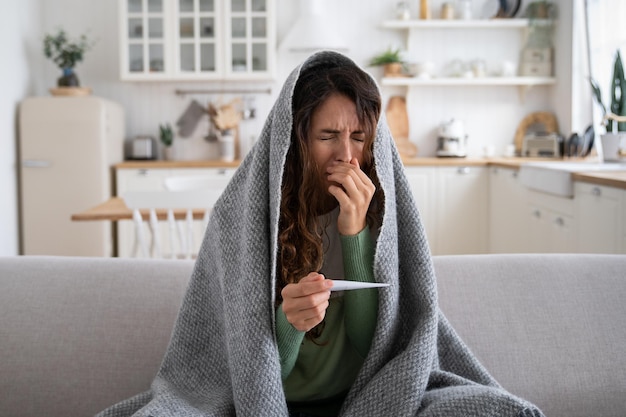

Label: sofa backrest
[435,253,626,417]
[0,256,194,417]
[1,254,625,417]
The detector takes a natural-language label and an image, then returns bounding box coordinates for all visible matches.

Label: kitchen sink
[518,161,626,197]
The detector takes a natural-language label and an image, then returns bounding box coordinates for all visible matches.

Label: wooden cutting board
[385,96,417,157]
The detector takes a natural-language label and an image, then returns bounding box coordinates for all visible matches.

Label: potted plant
[159,123,175,160]
[43,28,94,88]
[590,50,626,161]
[369,47,405,78]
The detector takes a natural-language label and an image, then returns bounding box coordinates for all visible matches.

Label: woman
[97,51,544,417]
[276,62,384,416]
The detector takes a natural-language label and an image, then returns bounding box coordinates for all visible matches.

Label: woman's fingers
[281,273,333,332]
[327,159,375,235]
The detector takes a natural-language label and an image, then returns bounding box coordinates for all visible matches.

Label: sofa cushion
[434,253,626,417]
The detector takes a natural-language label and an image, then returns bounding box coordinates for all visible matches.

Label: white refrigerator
[19,96,124,256]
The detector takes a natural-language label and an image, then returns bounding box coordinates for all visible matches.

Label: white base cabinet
[575,182,624,254]
[489,166,529,253]
[114,164,626,257]
[404,167,437,251]
[435,166,489,255]
[526,190,575,253]
[115,167,235,257]
[405,166,488,256]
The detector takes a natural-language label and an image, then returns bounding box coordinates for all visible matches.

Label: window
[585,0,626,130]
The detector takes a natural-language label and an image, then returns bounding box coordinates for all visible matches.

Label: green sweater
[276,221,378,416]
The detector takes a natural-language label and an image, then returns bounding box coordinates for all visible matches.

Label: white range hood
[279,0,348,53]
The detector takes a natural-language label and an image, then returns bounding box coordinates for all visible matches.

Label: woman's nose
[335,137,352,162]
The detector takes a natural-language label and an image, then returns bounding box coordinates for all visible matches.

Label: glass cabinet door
[225,0,273,77]
[120,0,274,80]
[175,0,220,76]
[124,0,167,76]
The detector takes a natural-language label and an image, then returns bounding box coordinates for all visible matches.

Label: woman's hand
[327,157,375,236]
[281,272,333,332]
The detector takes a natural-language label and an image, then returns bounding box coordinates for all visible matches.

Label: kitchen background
[0,0,609,256]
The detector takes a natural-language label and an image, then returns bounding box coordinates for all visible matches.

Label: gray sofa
[1,254,625,417]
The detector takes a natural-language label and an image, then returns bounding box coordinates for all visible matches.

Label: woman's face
[308,93,366,191]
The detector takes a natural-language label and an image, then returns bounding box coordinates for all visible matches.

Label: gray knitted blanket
[97,51,543,417]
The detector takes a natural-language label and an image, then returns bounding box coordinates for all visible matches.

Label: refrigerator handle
[22,160,53,168]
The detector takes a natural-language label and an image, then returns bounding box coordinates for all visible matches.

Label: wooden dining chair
[122,176,225,259]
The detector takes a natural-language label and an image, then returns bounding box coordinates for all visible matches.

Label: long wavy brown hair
[276,61,384,339]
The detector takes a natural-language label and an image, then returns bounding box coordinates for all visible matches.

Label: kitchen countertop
[116,160,242,169]
[117,157,535,169]
[115,158,626,190]
[571,171,626,189]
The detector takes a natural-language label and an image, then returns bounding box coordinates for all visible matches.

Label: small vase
[600,133,626,162]
[58,67,79,87]
[219,130,236,162]
[384,63,404,77]
[163,145,177,161]
[419,0,431,19]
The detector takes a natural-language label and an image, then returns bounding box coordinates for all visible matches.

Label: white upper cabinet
[121,0,170,79]
[174,0,223,78]
[119,0,276,81]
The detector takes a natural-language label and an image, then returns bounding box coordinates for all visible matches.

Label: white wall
[1,0,584,256]
[0,0,42,255]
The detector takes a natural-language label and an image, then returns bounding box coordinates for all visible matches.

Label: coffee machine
[437,118,468,157]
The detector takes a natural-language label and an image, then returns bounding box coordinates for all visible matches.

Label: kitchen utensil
[419,0,431,19]
[177,100,207,138]
[585,130,595,157]
[457,0,472,19]
[130,136,158,160]
[208,98,242,131]
[437,118,468,157]
[581,125,595,157]
[567,132,580,157]
[502,0,521,17]
[497,0,508,16]
[385,96,418,157]
[480,0,500,18]
[204,123,219,143]
[441,2,455,19]
[514,112,559,155]
[522,132,560,157]
[395,1,411,20]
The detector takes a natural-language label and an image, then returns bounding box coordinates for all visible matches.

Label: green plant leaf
[159,123,174,147]
[588,77,606,116]
[369,48,403,66]
[43,28,94,70]
[616,51,626,131]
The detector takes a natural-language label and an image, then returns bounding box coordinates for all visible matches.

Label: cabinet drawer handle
[218,169,227,175]
[22,159,52,168]
[533,209,541,218]
[592,187,602,196]
[457,167,471,175]
[512,171,518,178]
[138,169,148,176]
[554,217,565,226]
